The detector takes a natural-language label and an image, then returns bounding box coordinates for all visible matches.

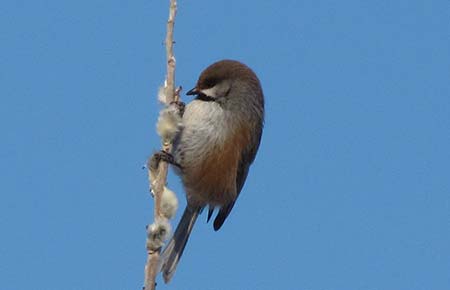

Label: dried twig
[143,0,178,289]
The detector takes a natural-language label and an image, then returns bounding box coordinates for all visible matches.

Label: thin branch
[165,0,178,103]
[143,0,178,289]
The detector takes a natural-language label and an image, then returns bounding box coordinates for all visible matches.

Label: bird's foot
[148,150,182,170]
[169,100,185,117]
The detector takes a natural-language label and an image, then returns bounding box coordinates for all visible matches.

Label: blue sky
[1,1,449,289]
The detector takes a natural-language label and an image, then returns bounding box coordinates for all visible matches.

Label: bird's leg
[170,86,185,117]
[169,100,185,117]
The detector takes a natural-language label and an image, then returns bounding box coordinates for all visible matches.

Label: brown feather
[183,123,251,207]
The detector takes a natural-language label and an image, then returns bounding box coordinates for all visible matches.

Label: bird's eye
[204,78,217,88]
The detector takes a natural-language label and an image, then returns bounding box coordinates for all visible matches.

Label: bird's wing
[213,122,263,231]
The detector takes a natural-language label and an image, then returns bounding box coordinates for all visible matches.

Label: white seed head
[158,84,167,104]
[161,186,179,219]
[147,219,171,251]
[156,104,183,143]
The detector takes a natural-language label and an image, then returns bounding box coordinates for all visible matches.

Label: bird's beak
[186,87,199,96]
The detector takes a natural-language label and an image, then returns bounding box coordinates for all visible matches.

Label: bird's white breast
[173,99,245,206]
[174,100,233,168]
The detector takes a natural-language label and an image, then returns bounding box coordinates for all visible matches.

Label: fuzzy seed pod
[156,104,183,143]
[147,219,171,252]
[160,186,178,219]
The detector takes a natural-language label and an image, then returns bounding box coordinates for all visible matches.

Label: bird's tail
[160,206,199,283]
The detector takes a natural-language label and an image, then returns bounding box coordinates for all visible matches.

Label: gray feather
[161,206,200,283]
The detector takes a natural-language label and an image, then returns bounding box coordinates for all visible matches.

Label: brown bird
[160,60,264,282]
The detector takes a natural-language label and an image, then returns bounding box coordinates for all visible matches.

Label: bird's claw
[148,150,182,170]
[169,100,185,117]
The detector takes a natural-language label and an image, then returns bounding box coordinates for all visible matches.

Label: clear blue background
[1,1,449,289]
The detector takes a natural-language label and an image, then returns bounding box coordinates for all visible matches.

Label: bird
[159,59,264,283]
